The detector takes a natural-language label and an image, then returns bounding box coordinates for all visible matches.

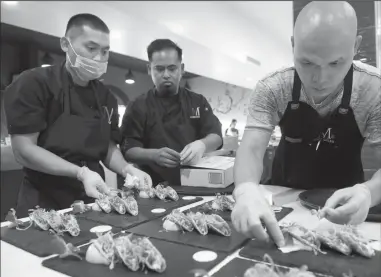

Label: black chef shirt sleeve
[199,96,223,142]
[4,70,48,135]
[120,99,146,156]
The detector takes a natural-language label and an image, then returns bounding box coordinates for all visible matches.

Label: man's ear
[147,64,151,76]
[180,63,185,77]
[354,35,362,56]
[60,37,69,53]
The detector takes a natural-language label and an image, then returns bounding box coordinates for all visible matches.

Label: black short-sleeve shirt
[120,87,222,185]
[120,87,222,154]
[4,64,120,143]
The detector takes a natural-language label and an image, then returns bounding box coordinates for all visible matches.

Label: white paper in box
[180,156,235,188]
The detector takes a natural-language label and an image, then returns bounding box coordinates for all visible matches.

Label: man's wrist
[354,183,371,202]
[233,182,259,201]
[122,163,134,177]
[76,166,88,181]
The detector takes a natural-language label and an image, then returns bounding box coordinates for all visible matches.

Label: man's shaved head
[292,1,361,96]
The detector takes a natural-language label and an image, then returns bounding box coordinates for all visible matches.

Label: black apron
[141,89,199,186]
[271,65,365,189]
[16,64,111,215]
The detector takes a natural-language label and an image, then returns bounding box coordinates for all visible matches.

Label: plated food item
[86,232,166,273]
[243,254,316,277]
[315,229,351,256]
[205,214,232,237]
[5,207,80,236]
[187,212,208,235]
[95,194,113,213]
[280,222,376,259]
[162,209,231,237]
[124,176,179,202]
[199,193,235,213]
[281,222,325,255]
[91,193,139,216]
[337,226,375,258]
[163,209,194,232]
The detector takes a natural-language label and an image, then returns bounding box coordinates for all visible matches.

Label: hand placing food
[124,165,153,189]
[180,140,206,166]
[319,184,371,225]
[231,182,285,247]
[77,166,109,199]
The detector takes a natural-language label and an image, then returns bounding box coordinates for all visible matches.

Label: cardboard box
[180,156,234,188]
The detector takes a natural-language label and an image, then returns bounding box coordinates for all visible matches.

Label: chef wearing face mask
[4,13,151,215]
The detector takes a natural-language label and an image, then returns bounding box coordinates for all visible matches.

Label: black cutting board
[187,200,294,222]
[127,216,249,253]
[77,197,202,229]
[299,189,381,222]
[174,184,234,196]
[42,233,228,277]
[1,217,121,257]
[239,239,381,277]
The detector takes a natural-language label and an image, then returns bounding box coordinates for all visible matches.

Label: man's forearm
[102,142,130,177]
[125,147,157,165]
[234,146,263,188]
[363,169,381,207]
[14,144,80,178]
[200,133,222,152]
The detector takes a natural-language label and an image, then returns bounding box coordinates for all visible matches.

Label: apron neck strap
[340,64,354,110]
[292,69,302,103]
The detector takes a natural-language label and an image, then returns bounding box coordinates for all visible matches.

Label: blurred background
[1,1,380,220]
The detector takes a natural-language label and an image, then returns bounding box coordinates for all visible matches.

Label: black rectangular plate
[42,234,228,277]
[239,239,381,277]
[1,217,121,257]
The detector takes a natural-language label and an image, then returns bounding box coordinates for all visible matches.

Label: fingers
[323,201,359,224]
[262,213,285,247]
[246,217,269,241]
[164,148,181,159]
[320,190,349,219]
[182,150,195,165]
[324,190,348,209]
[323,208,351,225]
[180,144,190,157]
[162,159,180,168]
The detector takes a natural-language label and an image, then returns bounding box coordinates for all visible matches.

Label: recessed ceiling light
[246,77,253,81]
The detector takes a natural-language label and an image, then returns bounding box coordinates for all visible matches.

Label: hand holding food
[124,166,153,190]
[232,183,284,246]
[320,184,371,225]
[77,166,108,199]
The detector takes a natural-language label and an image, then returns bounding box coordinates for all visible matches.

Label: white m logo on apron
[190,107,200,118]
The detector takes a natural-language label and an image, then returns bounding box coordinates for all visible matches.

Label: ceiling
[105,1,294,72]
[0,22,199,79]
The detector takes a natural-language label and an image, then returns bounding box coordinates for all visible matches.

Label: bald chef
[232,1,381,247]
